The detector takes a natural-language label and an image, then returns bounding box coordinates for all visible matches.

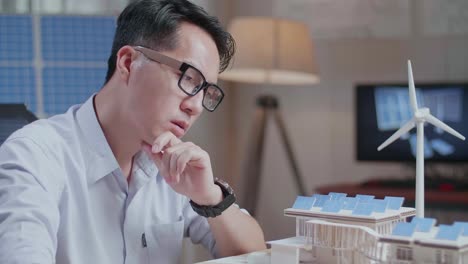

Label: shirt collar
[134,150,162,183]
[76,94,120,185]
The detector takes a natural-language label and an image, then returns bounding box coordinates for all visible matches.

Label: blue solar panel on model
[321,200,342,213]
[312,194,330,207]
[392,222,417,237]
[435,224,462,241]
[0,15,33,60]
[411,217,436,232]
[43,67,106,114]
[292,196,316,210]
[352,202,374,216]
[371,199,388,213]
[341,197,358,210]
[355,194,375,202]
[328,192,347,200]
[384,196,405,210]
[0,67,36,112]
[41,16,115,61]
[453,222,468,236]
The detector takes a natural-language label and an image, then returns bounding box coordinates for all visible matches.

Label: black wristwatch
[190,178,236,218]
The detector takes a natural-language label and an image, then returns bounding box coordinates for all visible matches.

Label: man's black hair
[104,0,235,83]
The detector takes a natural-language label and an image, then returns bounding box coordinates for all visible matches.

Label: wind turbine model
[377,60,466,218]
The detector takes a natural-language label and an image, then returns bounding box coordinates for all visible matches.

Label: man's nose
[181,90,204,115]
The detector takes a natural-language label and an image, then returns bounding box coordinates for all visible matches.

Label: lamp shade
[220,17,319,85]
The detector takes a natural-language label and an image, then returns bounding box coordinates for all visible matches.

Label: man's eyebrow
[184,59,198,69]
[184,60,205,74]
[181,59,218,84]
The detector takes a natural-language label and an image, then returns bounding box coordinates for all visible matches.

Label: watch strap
[190,179,236,218]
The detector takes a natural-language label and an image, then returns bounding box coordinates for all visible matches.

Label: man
[0,0,266,263]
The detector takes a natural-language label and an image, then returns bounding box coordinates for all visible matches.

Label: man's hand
[142,131,222,206]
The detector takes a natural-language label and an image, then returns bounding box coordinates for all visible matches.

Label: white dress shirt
[0,95,218,264]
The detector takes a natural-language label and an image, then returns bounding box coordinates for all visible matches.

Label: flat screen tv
[356,83,468,162]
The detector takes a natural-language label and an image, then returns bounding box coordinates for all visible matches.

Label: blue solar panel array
[391,218,468,241]
[0,15,34,60]
[0,15,115,116]
[0,67,36,112]
[41,16,115,62]
[291,192,406,216]
[43,67,107,114]
[0,15,36,113]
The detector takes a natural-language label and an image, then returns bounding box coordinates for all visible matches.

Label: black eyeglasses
[133,46,224,112]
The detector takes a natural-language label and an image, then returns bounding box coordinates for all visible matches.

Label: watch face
[215,178,235,196]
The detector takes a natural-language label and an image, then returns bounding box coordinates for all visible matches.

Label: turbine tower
[377,60,465,218]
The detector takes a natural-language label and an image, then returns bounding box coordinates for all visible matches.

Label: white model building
[268,193,468,264]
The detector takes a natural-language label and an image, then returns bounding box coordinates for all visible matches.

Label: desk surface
[196,250,270,264]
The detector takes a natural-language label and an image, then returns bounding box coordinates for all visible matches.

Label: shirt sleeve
[181,197,219,258]
[181,195,250,259]
[0,137,61,264]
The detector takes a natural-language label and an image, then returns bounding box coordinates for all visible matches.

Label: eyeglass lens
[179,67,223,111]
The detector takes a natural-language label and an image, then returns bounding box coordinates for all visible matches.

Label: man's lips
[170,120,188,137]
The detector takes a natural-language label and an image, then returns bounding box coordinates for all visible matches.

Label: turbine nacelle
[414,108,430,121]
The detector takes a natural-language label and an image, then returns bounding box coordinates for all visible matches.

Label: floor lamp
[220,17,320,216]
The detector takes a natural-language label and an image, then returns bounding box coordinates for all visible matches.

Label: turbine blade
[408,60,418,112]
[426,114,466,141]
[378,119,416,151]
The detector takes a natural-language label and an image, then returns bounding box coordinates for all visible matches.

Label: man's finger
[169,147,187,183]
[152,131,181,153]
[152,151,164,169]
[142,143,166,176]
[176,150,193,176]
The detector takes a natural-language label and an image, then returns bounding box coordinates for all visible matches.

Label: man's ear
[116,46,137,83]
